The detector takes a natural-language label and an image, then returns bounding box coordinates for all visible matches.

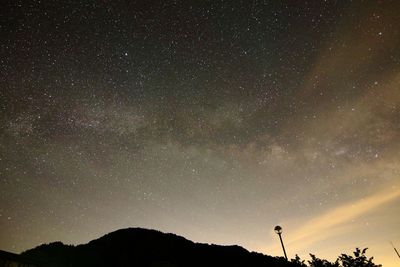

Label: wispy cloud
[265,188,400,254]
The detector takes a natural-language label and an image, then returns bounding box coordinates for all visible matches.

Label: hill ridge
[21,227,292,267]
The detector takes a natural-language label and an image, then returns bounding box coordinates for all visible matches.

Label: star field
[1,1,399,267]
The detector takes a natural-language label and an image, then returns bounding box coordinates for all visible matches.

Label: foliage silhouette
[308,254,339,267]
[291,248,381,267]
[338,248,381,267]
[291,254,307,267]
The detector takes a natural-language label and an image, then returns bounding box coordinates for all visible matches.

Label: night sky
[1,1,400,266]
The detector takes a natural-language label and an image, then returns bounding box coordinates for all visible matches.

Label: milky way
[1,1,399,266]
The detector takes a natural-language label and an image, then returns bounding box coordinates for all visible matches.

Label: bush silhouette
[338,248,381,267]
[291,248,381,267]
[291,254,307,267]
[308,254,339,267]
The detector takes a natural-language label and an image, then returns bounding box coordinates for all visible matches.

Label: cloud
[298,2,400,100]
[268,188,400,253]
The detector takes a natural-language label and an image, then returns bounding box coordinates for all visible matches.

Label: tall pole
[274,226,288,260]
[391,242,400,260]
[278,232,288,260]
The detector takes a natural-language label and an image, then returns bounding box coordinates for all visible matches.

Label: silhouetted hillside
[21,228,295,267]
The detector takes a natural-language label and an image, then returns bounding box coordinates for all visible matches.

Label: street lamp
[274,225,288,260]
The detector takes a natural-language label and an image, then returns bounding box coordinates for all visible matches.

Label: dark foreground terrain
[20,228,382,267]
[21,228,293,267]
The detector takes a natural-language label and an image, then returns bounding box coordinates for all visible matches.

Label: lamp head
[274,225,283,234]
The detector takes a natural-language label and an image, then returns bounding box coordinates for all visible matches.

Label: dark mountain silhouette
[21,227,295,267]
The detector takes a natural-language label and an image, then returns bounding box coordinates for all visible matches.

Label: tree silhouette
[290,248,381,267]
[338,248,381,267]
[308,254,339,267]
[291,254,307,267]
